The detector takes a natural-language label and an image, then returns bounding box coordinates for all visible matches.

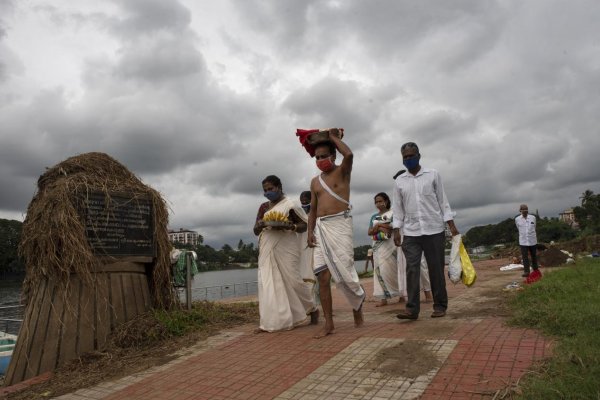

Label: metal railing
[184,281,259,302]
[0,304,24,335]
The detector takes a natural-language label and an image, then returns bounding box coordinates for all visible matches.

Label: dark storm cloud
[230,1,317,52]
[116,36,204,82]
[0,0,269,218]
[2,0,600,247]
[401,111,479,147]
[0,1,15,83]
[231,0,507,65]
[108,0,192,37]
[0,175,36,211]
[282,77,401,154]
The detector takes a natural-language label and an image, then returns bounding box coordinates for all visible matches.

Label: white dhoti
[372,238,400,299]
[258,198,315,332]
[397,246,431,298]
[313,211,365,311]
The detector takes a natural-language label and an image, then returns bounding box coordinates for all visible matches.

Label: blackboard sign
[82,192,155,257]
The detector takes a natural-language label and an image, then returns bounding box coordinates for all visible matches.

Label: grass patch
[358,270,374,278]
[507,258,600,399]
[153,301,258,337]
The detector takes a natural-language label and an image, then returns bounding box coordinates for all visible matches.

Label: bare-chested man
[307,129,366,338]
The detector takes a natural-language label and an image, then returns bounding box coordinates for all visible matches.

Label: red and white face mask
[316,157,335,172]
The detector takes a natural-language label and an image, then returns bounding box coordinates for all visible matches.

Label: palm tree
[580,190,594,206]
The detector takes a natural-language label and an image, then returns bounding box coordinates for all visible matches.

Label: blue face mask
[264,190,281,202]
[403,155,420,170]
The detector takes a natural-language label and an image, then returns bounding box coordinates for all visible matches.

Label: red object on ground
[525,268,542,284]
[295,129,320,157]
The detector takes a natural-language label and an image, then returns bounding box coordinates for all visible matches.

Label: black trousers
[520,245,538,272]
[402,232,447,316]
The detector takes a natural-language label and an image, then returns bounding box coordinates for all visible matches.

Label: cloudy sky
[1,0,599,248]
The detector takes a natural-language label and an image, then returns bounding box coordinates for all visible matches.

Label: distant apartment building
[559,208,578,229]
[168,228,200,246]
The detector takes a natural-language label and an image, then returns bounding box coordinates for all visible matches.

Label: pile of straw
[19,152,175,309]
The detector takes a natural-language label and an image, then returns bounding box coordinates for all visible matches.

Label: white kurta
[258,197,315,332]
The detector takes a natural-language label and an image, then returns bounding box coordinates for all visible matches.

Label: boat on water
[0,332,17,375]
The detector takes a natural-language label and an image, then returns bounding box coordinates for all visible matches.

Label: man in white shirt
[515,204,538,277]
[392,142,459,320]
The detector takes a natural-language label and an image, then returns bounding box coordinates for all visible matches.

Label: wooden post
[186,252,192,310]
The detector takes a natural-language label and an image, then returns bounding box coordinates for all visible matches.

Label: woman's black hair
[374,192,391,209]
[262,175,282,189]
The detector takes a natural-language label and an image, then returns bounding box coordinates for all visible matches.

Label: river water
[184,262,368,301]
[186,268,258,301]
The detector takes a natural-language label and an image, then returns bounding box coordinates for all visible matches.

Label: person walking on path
[253,175,317,332]
[368,192,401,307]
[515,204,539,278]
[307,128,365,338]
[393,168,434,304]
[392,142,459,320]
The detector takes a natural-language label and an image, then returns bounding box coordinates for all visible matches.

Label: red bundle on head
[295,128,344,157]
[295,129,320,157]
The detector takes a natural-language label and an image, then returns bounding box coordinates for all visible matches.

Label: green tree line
[172,239,259,271]
[0,219,24,275]
[573,190,600,236]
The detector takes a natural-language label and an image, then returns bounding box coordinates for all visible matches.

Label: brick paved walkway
[46,259,552,399]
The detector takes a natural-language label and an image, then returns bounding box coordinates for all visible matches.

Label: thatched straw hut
[4,152,175,386]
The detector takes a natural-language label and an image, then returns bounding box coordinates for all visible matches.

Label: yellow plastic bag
[459,241,477,287]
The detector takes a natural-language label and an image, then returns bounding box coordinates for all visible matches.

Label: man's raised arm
[329,128,353,175]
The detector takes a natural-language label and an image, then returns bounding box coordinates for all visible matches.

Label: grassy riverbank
[507,257,600,399]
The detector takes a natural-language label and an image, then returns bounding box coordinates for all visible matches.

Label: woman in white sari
[368,192,401,307]
[253,175,317,332]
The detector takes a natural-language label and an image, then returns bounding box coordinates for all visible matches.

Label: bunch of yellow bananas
[263,210,289,222]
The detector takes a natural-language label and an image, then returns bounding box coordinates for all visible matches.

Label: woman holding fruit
[253,175,318,332]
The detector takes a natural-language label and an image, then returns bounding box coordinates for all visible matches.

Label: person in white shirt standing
[392,142,459,320]
[515,204,539,277]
